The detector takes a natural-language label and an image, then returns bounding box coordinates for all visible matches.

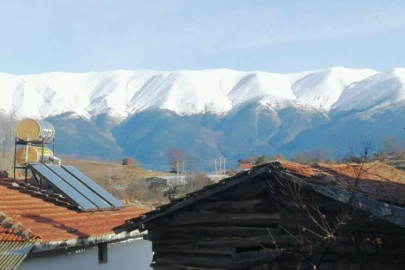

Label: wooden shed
[117,161,405,269]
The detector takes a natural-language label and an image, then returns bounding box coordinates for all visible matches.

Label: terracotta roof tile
[0,178,148,242]
[239,163,254,170]
[279,161,405,207]
[0,227,26,242]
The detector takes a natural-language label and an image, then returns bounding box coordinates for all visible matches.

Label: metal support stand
[13,137,55,182]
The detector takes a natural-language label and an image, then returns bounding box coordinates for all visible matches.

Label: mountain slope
[290,67,377,110]
[332,68,405,113]
[45,113,122,160]
[1,67,404,170]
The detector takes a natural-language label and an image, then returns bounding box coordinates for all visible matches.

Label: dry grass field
[61,159,174,206]
[63,159,172,185]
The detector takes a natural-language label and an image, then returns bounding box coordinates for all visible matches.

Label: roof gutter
[32,230,145,252]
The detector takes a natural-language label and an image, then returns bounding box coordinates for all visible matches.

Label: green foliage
[254,155,268,165]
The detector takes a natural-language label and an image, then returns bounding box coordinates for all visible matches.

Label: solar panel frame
[46,164,112,209]
[62,165,125,208]
[28,164,98,211]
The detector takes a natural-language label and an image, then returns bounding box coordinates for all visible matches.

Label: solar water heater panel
[63,165,125,208]
[28,164,98,211]
[46,165,111,209]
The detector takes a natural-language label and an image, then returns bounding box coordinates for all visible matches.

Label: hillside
[63,158,172,186]
[62,159,174,206]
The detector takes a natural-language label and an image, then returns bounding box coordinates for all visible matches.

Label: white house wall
[19,239,153,270]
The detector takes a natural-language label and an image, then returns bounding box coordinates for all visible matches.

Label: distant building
[236,163,254,172]
[145,174,229,188]
[145,176,187,190]
[205,174,228,182]
[0,177,152,270]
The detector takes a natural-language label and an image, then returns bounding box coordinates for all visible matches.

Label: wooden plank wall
[144,175,405,270]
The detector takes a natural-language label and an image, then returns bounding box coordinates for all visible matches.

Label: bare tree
[270,141,383,269]
[185,156,196,173]
[343,140,374,163]
[376,136,404,160]
[268,153,286,162]
[126,180,166,204]
[167,148,185,173]
[122,157,141,167]
[0,111,17,173]
[184,173,210,191]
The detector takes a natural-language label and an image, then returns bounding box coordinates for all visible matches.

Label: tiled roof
[239,163,254,170]
[0,178,148,243]
[280,161,405,207]
[0,227,28,242]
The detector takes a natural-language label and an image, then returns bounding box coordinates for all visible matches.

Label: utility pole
[214,159,217,174]
[219,157,222,175]
[224,158,226,175]
[108,166,111,184]
[176,161,179,179]
[183,160,185,173]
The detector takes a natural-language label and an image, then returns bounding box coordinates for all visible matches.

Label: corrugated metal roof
[0,241,33,270]
[0,178,148,243]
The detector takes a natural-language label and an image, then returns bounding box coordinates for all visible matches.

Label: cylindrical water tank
[15,146,54,165]
[16,119,55,143]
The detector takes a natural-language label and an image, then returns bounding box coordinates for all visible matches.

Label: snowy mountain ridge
[1,67,402,120]
[1,67,404,169]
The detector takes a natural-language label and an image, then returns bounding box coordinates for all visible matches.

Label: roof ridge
[0,211,40,241]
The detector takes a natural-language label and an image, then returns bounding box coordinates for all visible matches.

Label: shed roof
[118,161,405,233]
[281,161,405,206]
[0,178,148,244]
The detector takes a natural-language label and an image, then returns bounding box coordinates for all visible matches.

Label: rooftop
[238,163,254,170]
[0,177,148,244]
[281,161,405,207]
[119,161,405,233]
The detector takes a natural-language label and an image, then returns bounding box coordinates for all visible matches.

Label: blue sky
[1,0,404,74]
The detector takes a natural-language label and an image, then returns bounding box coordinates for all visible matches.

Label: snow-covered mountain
[290,67,378,110]
[1,67,404,170]
[332,68,405,113]
[0,67,379,119]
